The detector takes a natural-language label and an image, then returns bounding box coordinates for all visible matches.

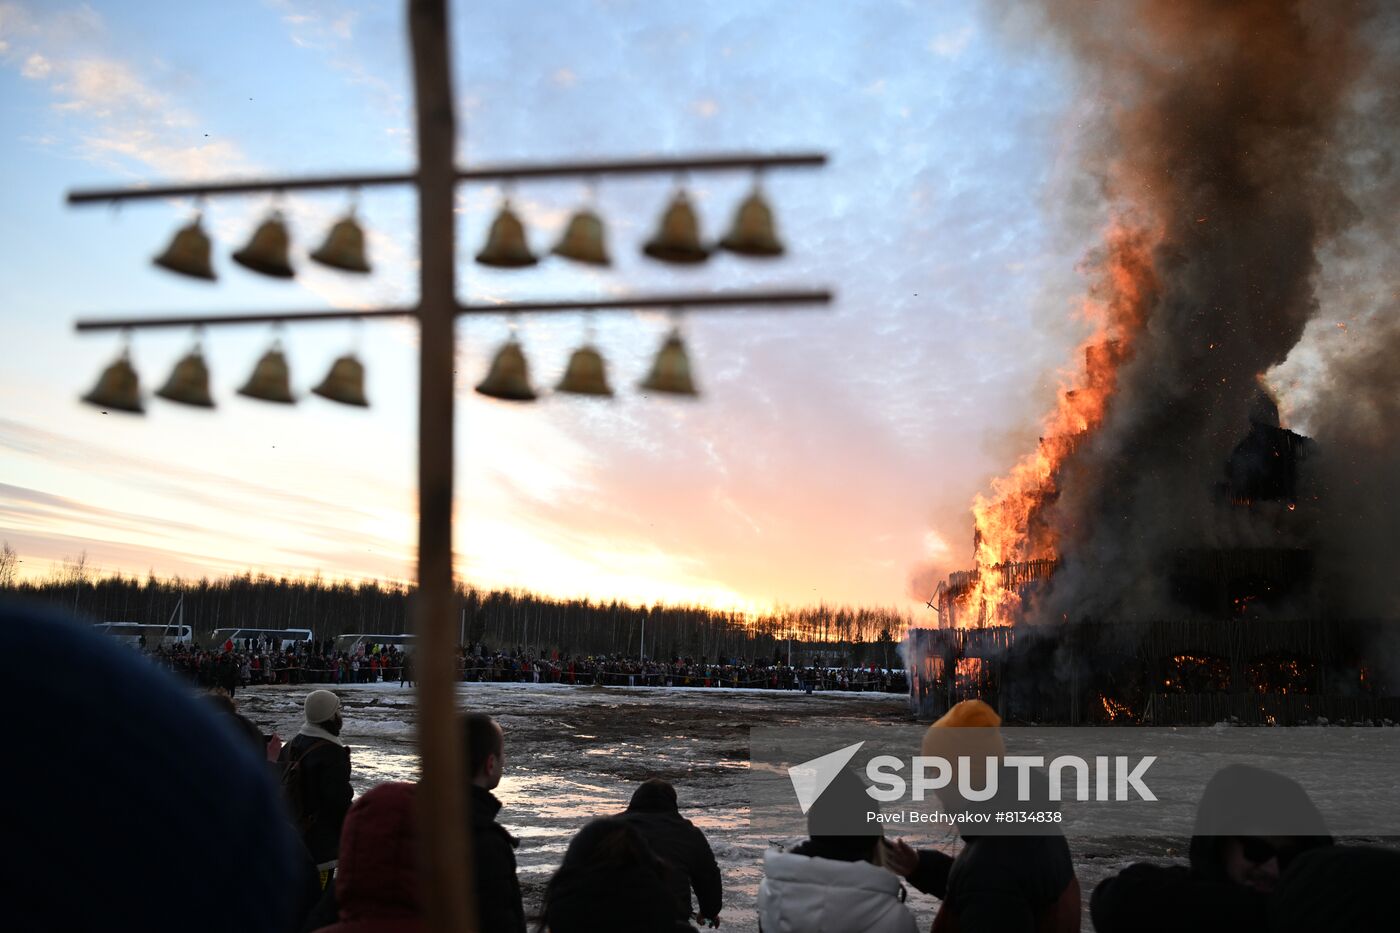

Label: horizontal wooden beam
[73,288,834,331]
[66,152,827,204]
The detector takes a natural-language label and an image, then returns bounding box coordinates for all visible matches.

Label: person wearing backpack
[280,689,354,884]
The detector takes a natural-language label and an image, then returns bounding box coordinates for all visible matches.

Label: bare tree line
[0,547,911,664]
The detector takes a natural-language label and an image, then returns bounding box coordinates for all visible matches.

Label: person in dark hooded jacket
[1091,763,1333,933]
[618,778,723,926]
[1268,844,1400,933]
[540,817,687,933]
[312,782,420,933]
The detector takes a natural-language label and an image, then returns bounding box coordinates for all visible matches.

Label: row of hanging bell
[476,187,784,269]
[475,328,697,401]
[153,210,371,282]
[82,344,369,413]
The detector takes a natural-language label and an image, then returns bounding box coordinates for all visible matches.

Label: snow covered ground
[234,681,1184,931]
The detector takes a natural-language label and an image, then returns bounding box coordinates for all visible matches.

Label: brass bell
[556,345,613,397]
[475,338,537,402]
[82,349,144,414]
[719,189,784,257]
[233,211,295,278]
[476,202,538,268]
[312,354,369,407]
[643,189,709,264]
[153,215,216,281]
[552,209,610,266]
[156,346,214,408]
[310,213,371,274]
[639,329,699,397]
[238,344,296,403]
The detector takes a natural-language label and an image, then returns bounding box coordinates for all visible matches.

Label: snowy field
[236,681,1195,931]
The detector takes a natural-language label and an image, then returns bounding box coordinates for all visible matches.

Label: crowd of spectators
[148,639,909,694]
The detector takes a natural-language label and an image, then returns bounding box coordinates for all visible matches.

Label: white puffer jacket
[758,849,919,933]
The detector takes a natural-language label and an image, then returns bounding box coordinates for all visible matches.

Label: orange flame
[961,220,1159,626]
[1100,693,1134,722]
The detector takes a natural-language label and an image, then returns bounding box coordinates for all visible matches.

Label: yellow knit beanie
[920,698,1006,766]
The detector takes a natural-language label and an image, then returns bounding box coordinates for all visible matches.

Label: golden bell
[310,213,371,274]
[643,190,710,264]
[556,345,613,397]
[238,346,296,403]
[156,347,214,408]
[233,212,295,278]
[312,354,369,407]
[476,202,538,268]
[719,190,785,257]
[82,350,144,414]
[552,209,610,266]
[639,329,699,397]
[475,339,537,402]
[153,216,216,281]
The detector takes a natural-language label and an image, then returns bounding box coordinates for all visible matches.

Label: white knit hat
[304,689,341,724]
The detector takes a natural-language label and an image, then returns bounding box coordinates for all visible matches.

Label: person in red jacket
[312,782,420,933]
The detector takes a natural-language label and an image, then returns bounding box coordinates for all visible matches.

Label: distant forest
[0,548,913,666]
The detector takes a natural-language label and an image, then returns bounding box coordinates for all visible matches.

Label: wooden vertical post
[409,1,473,930]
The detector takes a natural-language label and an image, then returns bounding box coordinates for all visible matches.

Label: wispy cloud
[0,2,253,180]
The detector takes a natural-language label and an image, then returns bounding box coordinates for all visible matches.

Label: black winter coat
[619,805,723,920]
[1090,764,1332,933]
[470,785,527,933]
[279,732,353,866]
[908,834,1079,933]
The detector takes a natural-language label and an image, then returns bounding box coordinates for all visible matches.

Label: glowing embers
[1248,655,1316,696]
[1161,654,1231,693]
[1099,694,1135,723]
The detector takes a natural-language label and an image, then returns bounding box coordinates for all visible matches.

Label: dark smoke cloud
[1291,4,1400,618]
[993,0,1393,621]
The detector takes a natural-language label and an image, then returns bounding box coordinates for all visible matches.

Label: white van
[209,627,314,651]
[93,622,193,648]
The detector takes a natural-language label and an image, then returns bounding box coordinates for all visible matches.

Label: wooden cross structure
[65,1,831,928]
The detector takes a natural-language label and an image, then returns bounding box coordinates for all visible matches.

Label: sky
[0,0,1099,613]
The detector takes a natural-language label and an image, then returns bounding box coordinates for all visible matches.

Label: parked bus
[334,632,415,656]
[93,622,193,648]
[209,627,313,652]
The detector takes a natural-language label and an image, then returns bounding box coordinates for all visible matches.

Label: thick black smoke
[999,0,1396,621]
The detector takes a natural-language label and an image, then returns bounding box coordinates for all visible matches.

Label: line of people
[151,643,413,690]
[149,640,908,695]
